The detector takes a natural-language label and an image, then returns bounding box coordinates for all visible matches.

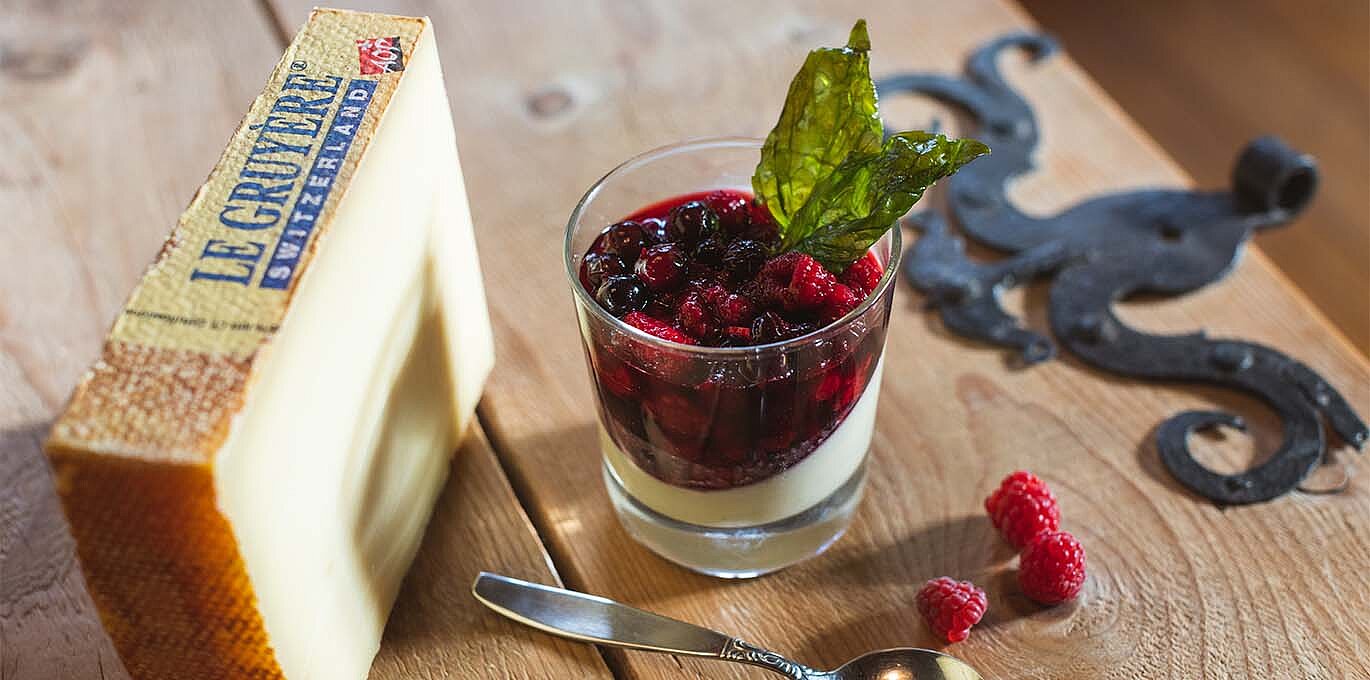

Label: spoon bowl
[827,648,982,680]
[473,572,980,680]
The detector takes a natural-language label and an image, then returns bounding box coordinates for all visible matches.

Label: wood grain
[1022,0,1370,355]
[368,427,612,680]
[258,0,1369,678]
[1,1,282,677]
[0,1,609,678]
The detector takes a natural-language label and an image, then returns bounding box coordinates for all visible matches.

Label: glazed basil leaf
[753,20,882,238]
[790,132,990,270]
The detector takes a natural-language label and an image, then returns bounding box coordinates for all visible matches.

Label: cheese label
[110,11,424,357]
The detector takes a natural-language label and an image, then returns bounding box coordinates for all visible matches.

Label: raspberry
[785,254,837,310]
[739,276,786,310]
[1018,531,1086,605]
[623,311,694,345]
[759,251,805,283]
[985,470,1060,548]
[675,294,715,339]
[821,283,861,322]
[842,253,883,296]
[916,577,987,643]
[714,293,756,325]
[594,354,638,398]
[699,284,729,308]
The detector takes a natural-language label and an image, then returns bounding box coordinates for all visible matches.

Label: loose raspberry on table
[916,577,988,643]
[623,311,694,345]
[985,470,1060,548]
[842,252,883,296]
[1018,530,1087,605]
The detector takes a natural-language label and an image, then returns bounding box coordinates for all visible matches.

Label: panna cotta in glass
[563,19,985,577]
[565,139,898,577]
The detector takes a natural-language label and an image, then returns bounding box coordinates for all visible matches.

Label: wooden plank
[0,2,611,678]
[262,0,1370,678]
[1023,0,1370,355]
[368,427,612,680]
[0,2,283,677]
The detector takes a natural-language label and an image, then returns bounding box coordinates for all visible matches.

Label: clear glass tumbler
[565,138,899,578]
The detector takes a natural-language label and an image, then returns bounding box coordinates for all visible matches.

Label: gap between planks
[476,403,635,680]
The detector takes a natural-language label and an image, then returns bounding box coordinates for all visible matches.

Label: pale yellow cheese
[45,9,492,679]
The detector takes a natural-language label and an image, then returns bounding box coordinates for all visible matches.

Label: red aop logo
[357,37,405,75]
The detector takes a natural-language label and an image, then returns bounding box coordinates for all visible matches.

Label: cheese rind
[46,9,492,679]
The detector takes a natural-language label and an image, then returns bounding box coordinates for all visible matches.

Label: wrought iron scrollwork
[883,34,1367,504]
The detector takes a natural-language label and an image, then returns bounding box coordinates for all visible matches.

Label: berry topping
[821,283,861,322]
[583,252,628,289]
[842,252,883,296]
[595,275,647,316]
[699,284,729,308]
[640,217,669,245]
[583,192,884,348]
[759,251,804,283]
[723,325,752,343]
[705,190,751,233]
[634,243,688,291]
[985,470,1060,549]
[749,311,812,344]
[916,577,987,643]
[1018,531,1087,605]
[722,239,767,280]
[676,293,715,340]
[623,311,694,345]
[715,293,757,326]
[785,253,837,310]
[693,234,727,267]
[666,201,720,245]
[602,220,648,262]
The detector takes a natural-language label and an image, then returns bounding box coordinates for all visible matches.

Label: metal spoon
[473,572,981,680]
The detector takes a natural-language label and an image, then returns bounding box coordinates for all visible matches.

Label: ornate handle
[721,638,824,679]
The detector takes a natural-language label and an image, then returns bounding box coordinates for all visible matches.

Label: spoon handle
[473,572,820,679]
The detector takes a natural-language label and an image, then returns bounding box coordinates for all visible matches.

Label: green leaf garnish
[754,20,989,271]
[788,132,990,270]
[752,20,882,235]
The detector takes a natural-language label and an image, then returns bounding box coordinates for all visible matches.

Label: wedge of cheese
[45,9,493,679]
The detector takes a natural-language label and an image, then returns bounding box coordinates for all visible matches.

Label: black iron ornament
[880,33,1367,505]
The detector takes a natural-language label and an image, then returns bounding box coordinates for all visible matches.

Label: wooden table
[2,1,1367,678]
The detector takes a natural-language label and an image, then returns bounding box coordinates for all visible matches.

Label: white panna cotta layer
[602,357,885,528]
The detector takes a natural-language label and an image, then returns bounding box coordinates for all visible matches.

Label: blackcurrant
[596,275,647,316]
[666,201,719,245]
[602,220,647,262]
